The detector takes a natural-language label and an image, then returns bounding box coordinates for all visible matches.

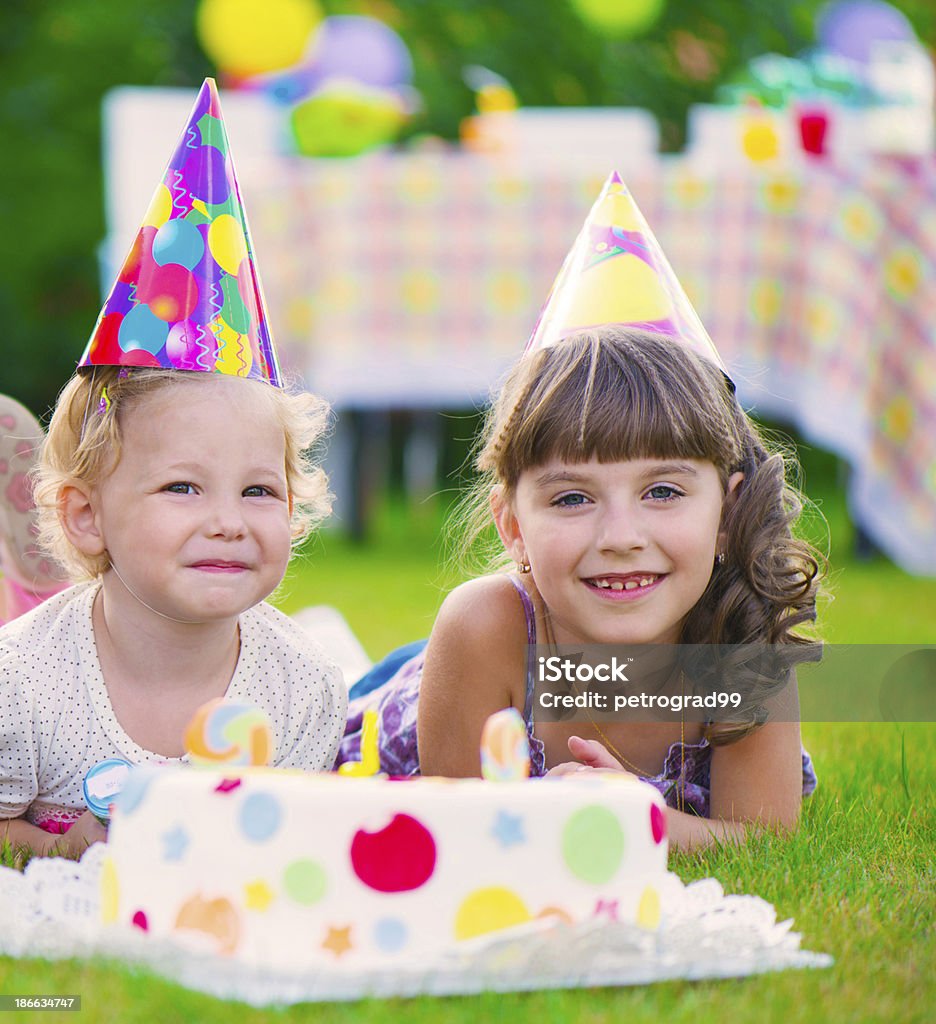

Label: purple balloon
[105,281,136,317]
[817,1,916,64]
[305,16,413,90]
[178,144,230,205]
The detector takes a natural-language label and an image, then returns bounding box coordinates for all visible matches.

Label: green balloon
[570,0,665,38]
[220,272,251,334]
[196,112,229,155]
[290,86,404,158]
[562,805,625,884]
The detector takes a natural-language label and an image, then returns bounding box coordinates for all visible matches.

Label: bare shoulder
[418,574,530,777]
[431,574,529,647]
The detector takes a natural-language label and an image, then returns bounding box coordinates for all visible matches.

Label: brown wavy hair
[33,367,332,582]
[458,326,825,743]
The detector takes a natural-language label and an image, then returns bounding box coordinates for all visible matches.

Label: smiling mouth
[584,573,665,593]
[189,561,250,572]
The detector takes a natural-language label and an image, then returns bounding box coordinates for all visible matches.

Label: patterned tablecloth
[245,154,936,575]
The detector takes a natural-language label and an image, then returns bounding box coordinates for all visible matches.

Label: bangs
[489,329,741,488]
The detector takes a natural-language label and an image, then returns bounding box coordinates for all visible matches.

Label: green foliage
[0,0,203,415]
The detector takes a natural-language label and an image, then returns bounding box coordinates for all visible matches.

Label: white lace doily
[0,846,831,1005]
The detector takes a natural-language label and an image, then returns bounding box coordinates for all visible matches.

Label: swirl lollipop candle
[480,707,530,781]
[184,699,275,767]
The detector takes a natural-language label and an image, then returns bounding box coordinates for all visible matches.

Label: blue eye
[551,492,589,508]
[646,485,683,502]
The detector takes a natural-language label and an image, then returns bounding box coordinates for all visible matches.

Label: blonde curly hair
[33,368,332,582]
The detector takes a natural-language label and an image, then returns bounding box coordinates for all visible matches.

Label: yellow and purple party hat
[79,79,282,386]
[526,172,728,377]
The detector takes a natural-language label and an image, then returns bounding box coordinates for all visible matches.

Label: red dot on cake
[350,813,437,893]
[650,803,666,845]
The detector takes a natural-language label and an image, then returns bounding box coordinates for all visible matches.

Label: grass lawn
[2,464,933,1022]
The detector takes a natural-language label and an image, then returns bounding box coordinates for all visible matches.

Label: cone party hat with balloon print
[526,171,729,380]
[79,78,282,386]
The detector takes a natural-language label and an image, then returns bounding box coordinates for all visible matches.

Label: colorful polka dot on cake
[637,886,662,929]
[283,859,328,905]
[174,894,241,955]
[374,917,409,953]
[239,792,282,842]
[650,802,666,844]
[350,813,436,893]
[100,857,119,924]
[454,886,531,940]
[562,806,625,884]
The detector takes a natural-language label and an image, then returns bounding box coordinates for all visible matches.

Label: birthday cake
[101,763,668,971]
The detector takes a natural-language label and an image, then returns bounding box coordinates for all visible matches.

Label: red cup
[798,108,829,156]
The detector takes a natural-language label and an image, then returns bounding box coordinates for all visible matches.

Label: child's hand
[48,811,107,858]
[544,736,639,779]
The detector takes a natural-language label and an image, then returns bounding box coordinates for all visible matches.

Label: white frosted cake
[101,767,669,970]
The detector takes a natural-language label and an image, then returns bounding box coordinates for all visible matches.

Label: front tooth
[624,580,639,591]
[609,581,624,591]
[595,579,609,588]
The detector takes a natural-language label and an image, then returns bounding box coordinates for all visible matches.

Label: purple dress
[334,577,818,817]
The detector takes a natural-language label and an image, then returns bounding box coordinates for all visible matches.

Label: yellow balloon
[208,214,248,276]
[741,120,780,163]
[143,184,172,229]
[212,316,254,378]
[197,0,323,77]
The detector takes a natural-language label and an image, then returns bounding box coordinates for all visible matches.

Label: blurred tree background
[1,0,933,416]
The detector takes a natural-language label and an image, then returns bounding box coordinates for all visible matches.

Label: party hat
[526,172,728,376]
[79,79,282,386]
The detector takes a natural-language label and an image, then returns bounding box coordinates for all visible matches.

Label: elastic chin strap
[107,558,198,625]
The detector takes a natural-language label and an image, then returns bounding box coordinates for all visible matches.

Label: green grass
[2,478,934,1022]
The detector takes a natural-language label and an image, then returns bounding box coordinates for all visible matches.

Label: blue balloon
[152,219,206,270]
[119,303,170,354]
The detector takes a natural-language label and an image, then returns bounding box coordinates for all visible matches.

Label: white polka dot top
[0,582,347,829]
